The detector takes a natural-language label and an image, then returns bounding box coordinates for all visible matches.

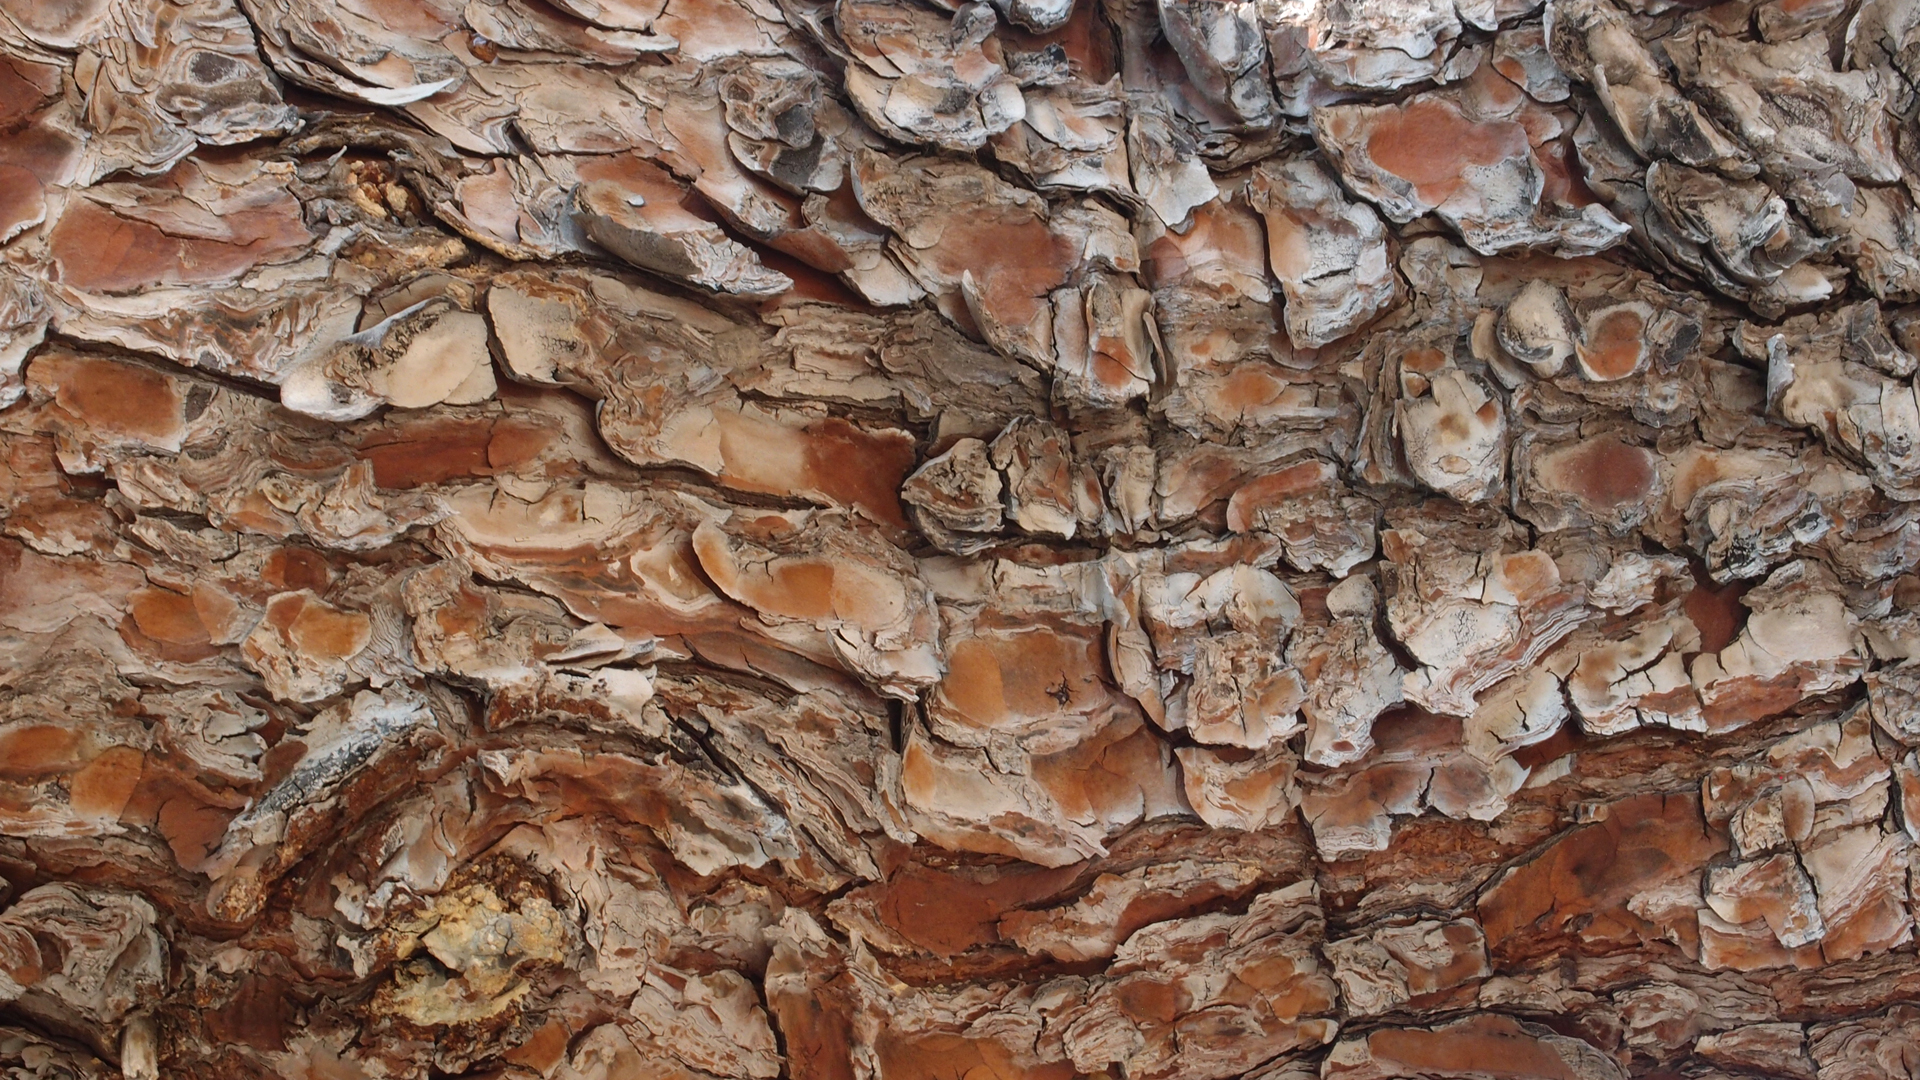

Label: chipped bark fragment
[1867,661,1920,744]
[930,595,1141,764]
[46,158,314,294]
[574,162,794,297]
[1547,0,1750,172]
[1392,345,1507,504]
[1561,609,1702,737]
[1298,709,1461,857]
[1249,157,1396,349]
[693,509,944,698]
[1381,505,1587,717]
[1689,561,1865,732]
[1324,919,1488,1017]
[1694,1024,1816,1080]
[1761,319,1920,500]
[900,712,1185,866]
[1290,574,1405,767]
[902,437,1004,553]
[1518,433,1661,536]
[838,0,1026,152]
[240,590,375,703]
[1053,273,1158,406]
[990,417,1080,539]
[1128,110,1217,229]
[1156,0,1275,127]
[997,857,1261,961]
[1498,280,1577,378]
[853,149,1135,367]
[1061,881,1339,1080]
[1265,0,1494,116]
[1692,803,1914,969]
[1665,29,1900,214]
[0,884,166,1041]
[1313,66,1628,257]
[1180,632,1305,748]
[285,301,496,420]
[1176,743,1299,831]
[1225,459,1374,577]
[995,77,1130,197]
[205,684,451,922]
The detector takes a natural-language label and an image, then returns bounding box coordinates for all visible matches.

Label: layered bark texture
[2,0,1920,1077]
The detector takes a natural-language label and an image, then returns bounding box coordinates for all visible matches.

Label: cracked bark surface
[2,0,1920,1077]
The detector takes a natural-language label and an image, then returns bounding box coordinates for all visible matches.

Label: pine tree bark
[0,0,1917,1077]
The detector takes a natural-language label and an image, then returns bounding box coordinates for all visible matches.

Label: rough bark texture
[1,0,1919,1077]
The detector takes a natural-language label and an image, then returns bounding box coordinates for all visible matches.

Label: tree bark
[0,0,1916,1077]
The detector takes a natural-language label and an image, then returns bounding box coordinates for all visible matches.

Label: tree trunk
[0,0,1916,1077]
